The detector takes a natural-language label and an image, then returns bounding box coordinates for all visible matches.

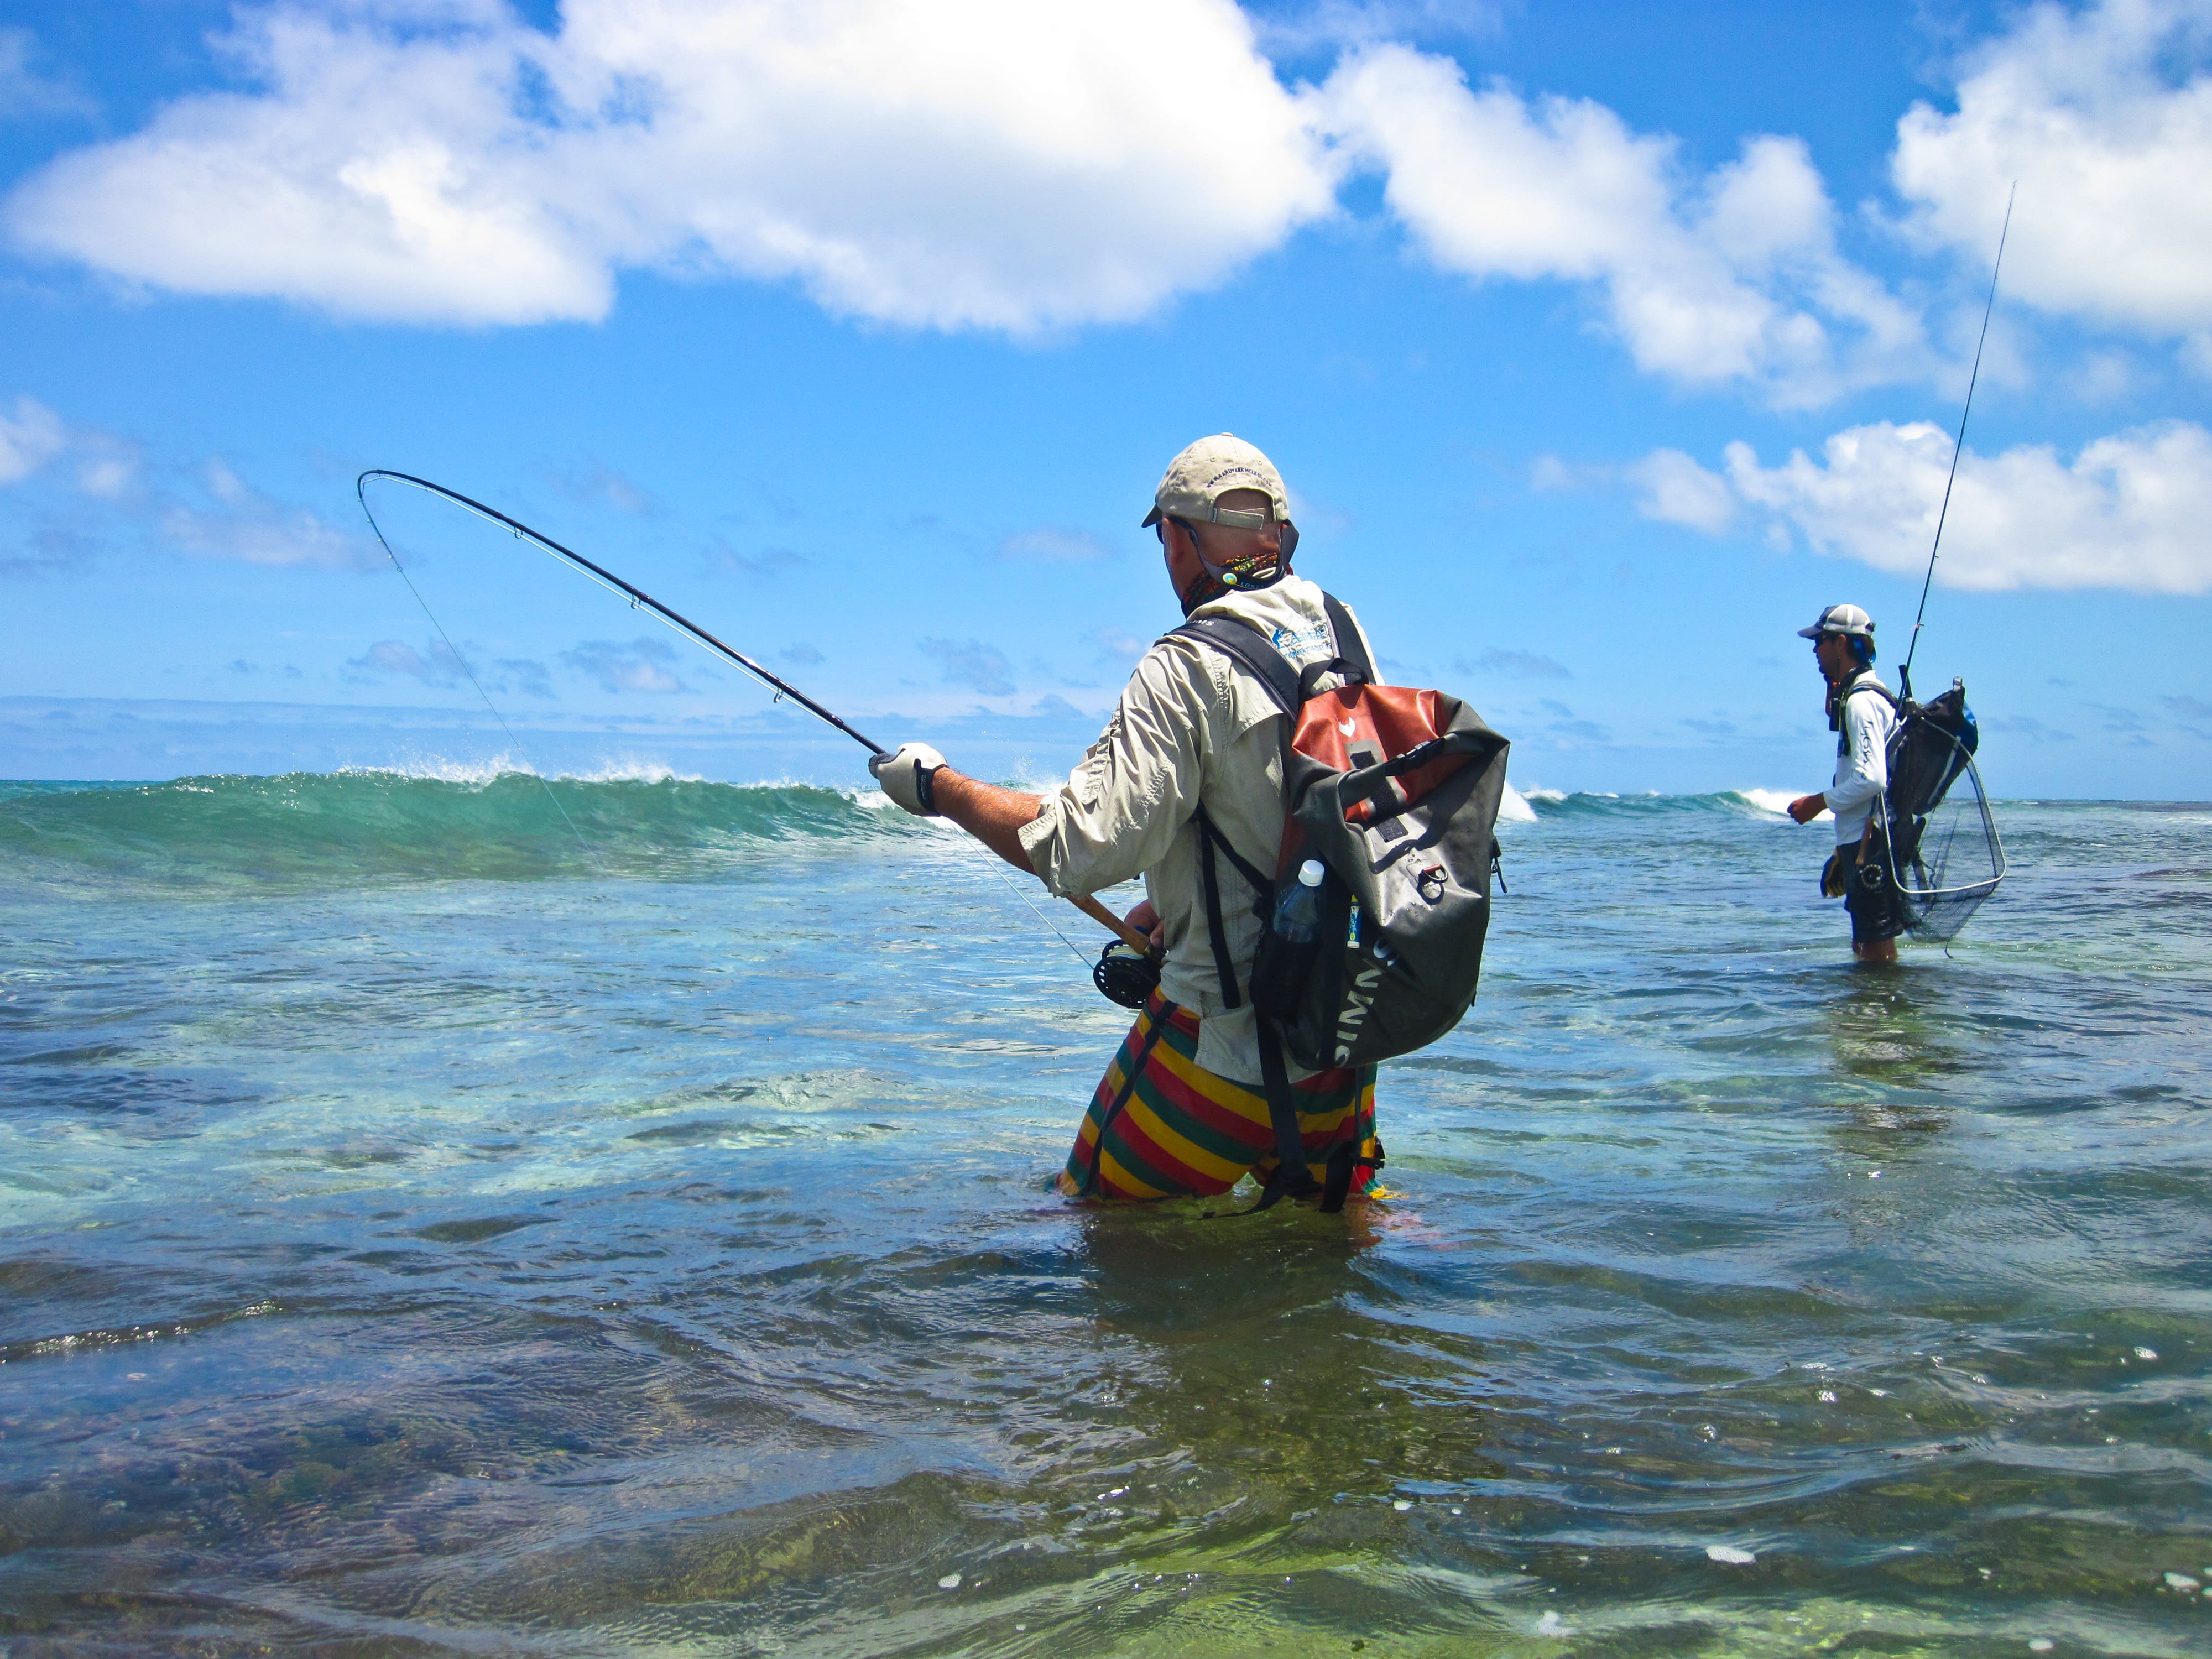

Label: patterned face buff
[1169,520,1297,617]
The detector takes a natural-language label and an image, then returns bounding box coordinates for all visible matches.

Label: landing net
[1882,723,2006,944]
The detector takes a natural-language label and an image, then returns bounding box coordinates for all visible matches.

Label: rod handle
[1069,893,1152,954]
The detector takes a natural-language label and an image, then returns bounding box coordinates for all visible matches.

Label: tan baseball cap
[1141,434,1291,530]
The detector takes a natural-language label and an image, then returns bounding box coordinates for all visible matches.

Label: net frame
[1878,729,2006,943]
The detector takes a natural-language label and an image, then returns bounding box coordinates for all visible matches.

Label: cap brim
[1797,624,1825,638]
[1140,506,1163,528]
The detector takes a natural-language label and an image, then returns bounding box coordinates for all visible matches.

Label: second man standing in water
[1789,603,1905,964]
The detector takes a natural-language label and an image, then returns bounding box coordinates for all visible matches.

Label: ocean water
[3,772,2209,1657]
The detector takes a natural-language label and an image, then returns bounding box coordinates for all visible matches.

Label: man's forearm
[932,768,1042,874]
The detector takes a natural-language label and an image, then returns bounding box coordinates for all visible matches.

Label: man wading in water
[869,435,1386,1201]
[1788,604,1905,964]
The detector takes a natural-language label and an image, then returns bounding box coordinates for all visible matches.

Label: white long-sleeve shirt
[1828,673,1898,846]
[1018,576,1378,1085]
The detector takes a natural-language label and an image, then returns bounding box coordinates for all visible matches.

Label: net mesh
[1884,732,2006,943]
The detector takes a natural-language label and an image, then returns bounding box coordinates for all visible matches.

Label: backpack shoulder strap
[1833,674,1898,748]
[1249,1018,1323,1208]
[1171,615,1300,714]
[1319,592,1375,684]
[1842,676,1899,715]
[1191,804,1271,1012]
[1169,613,1346,1214]
[1173,591,1375,711]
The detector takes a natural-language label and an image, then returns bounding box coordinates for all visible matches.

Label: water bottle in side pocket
[1249,859,1327,1020]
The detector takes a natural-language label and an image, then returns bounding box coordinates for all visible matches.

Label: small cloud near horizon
[706,539,804,578]
[552,461,657,515]
[560,635,687,695]
[919,636,1016,697]
[166,460,382,570]
[346,638,466,688]
[1458,647,1571,680]
[1001,525,1112,563]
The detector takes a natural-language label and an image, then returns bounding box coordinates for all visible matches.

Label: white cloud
[552,461,656,514]
[1893,0,2212,346]
[1709,418,2212,593]
[14,0,2204,419]
[6,0,1334,332]
[1251,0,1504,54]
[1001,525,1112,563]
[919,635,1016,697]
[1318,45,1925,405]
[1528,454,1578,493]
[2,394,387,570]
[0,394,65,484]
[560,635,687,693]
[0,392,139,497]
[164,459,382,568]
[74,435,142,499]
[1458,647,1571,680]
[1626,447,1736,533]
[0,27,95,121]
[347,637,468,687]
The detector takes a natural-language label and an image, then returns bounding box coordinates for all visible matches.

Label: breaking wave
[0,766,1815,888]
[0,767,911,886]
[1515,787,1797,821]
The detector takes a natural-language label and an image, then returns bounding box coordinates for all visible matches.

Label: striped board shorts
[1056,989,1381,1202]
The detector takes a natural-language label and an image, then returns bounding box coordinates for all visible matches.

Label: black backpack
[1887,679,1978,852]
[1841,674,1979,868]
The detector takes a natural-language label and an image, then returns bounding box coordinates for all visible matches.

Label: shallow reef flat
[3,780,2208,1656]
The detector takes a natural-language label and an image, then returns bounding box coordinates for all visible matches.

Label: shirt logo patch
[1270,622,1329,660]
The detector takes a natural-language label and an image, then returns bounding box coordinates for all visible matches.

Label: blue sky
[3,0,2209,796]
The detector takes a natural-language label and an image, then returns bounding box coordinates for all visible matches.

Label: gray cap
[1141,433,1290,530]
[1798,603,1875,640]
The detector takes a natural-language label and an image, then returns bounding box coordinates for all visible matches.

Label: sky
[3,0,2210,797]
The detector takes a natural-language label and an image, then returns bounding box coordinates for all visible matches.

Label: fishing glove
[870,742,946,816]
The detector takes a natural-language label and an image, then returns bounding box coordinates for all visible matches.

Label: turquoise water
[3,773,2209,1656]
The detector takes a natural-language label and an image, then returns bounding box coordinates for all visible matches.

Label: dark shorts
[1840,838,1907,944]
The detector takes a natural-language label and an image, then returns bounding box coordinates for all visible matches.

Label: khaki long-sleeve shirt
[1018,576,1378,1084]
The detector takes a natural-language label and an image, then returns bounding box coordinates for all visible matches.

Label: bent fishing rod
[359,469,887,753]
[1899,183,2015,704]
[356,469,1149,953]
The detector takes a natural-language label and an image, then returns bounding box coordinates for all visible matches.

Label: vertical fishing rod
[1900,183,2015,703]
[356,470,1150,953]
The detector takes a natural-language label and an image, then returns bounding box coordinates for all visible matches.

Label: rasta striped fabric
[1056,989,1381,1202]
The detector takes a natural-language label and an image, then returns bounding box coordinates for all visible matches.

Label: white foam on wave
[1497,783,1537,824]
[337,754,538,786]
[562,758,705,785]
[337,756,722,787]
[1738,787,1822,820]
